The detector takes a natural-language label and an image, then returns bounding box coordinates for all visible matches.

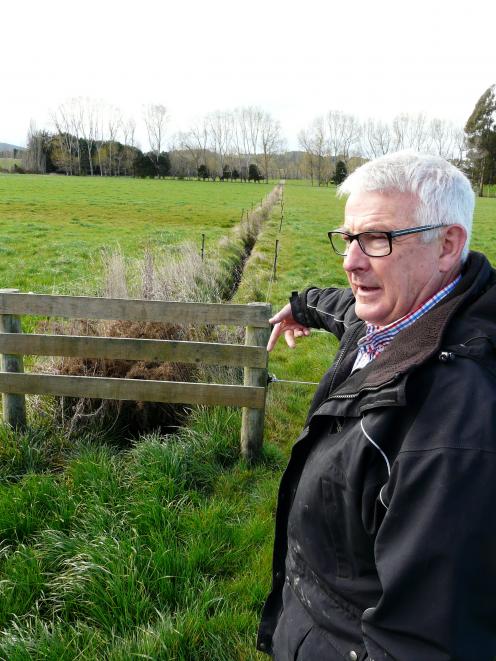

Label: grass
[0,410,282,659]
[0,178,494,658]
[0,174,271,294]
[481,184,496,198]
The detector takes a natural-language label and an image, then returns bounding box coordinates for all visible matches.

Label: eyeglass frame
[327,223,446,258]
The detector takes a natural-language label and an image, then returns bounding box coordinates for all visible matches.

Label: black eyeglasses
[328,224,445,258]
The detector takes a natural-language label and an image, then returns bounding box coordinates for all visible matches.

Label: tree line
[21,101,283,183]
[298,89,496,195]
[14,87,496,193]
[298,111,467,186]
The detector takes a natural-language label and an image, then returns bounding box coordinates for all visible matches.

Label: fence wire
[268,373,319,386]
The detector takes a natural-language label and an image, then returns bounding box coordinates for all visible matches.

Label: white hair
[338,151,474,261]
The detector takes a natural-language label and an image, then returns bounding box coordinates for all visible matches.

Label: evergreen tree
[333,160,348,185]
[133,152,156,178]
[157,152,171,178]
[198,164,209,180]
[248,163,261,181]
[465,84,496,195]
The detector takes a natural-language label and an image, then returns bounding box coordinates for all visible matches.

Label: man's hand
[267,303,310,352]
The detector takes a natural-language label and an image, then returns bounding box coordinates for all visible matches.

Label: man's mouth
[354,284,380,293]
[353,284,379,291]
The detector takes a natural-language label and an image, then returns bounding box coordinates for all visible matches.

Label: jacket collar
[328,251,494,400]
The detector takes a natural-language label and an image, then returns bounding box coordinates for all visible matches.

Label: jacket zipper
[330,379,397,399]
[327,323,364,397]
[311,376,400,419]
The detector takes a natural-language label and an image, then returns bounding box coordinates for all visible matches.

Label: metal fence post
[272,239,279,282]
[241,303,271,462]
[0,289,26,429]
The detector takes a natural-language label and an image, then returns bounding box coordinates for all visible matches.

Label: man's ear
[439,224,467,272]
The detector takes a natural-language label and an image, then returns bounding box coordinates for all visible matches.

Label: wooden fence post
[0,289,26,429]
[241,303,271,462]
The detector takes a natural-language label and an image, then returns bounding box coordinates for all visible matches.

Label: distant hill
[0,142,24,152]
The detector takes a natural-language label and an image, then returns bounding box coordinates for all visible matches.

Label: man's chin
[355,301,386,326]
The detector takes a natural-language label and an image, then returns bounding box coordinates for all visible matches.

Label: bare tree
[106,106,122,175]
[94,108,106,176]
[392,113,431,152]
[206,110,233,179]
[298,117,328,186]
[342,115,362,162]
[51,102,79,175]
[451,127,467,167]
[326,110,361,165]
[143,104,168,176]
[408,113,431,152]
[260,112,283,182]
[120,117,137,175]
[74,97,99,176]
[180,117,210,177]
[273,150,304,179]
[169,136,196,179]
[23,121,49,173]
[122,117,136,148]
[362,118,393,158]
[234,107,265,179]
[392,113,409,151]
[428,118,467,162]
[298,129,316,184]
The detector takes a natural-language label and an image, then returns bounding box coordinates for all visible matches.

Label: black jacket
[258,252,496,660]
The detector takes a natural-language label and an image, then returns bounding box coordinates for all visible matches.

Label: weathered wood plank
[241,305,271,461]
[0,334,267,368]
[0,372,265,409]
[0,293,271,327]
[0,295,27,428]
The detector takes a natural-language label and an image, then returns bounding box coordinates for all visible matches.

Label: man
[257,151,496,660]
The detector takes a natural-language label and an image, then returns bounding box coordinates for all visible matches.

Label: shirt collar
[357,274,462,359]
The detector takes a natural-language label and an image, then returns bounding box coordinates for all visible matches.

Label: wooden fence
[0,289,272,461]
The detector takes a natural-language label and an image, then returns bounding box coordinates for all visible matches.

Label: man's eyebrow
[341,225,392,233]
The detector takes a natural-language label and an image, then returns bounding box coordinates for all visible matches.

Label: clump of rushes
[41,185,282,439]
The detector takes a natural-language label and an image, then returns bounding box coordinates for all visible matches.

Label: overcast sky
[2,0,495,150]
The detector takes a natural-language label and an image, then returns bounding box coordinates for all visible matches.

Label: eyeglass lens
[330,232,391,257]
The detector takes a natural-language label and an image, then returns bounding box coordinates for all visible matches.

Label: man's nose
[343,238,369,272]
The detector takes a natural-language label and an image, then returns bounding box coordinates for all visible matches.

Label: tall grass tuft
[0,396,276,659]
[39,185,282,437]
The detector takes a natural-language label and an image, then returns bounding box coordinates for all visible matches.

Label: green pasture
[0,174,271,293]
[483,183,496,198]
[0,178,494,659]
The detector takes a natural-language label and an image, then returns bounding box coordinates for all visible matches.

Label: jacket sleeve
[290,286,358,340]
[361,363,496,659]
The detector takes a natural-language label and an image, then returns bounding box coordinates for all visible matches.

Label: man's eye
[364,233,388,244]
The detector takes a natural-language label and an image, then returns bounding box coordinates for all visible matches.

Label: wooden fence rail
[0,290,271,461]
[0,293,270,326]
